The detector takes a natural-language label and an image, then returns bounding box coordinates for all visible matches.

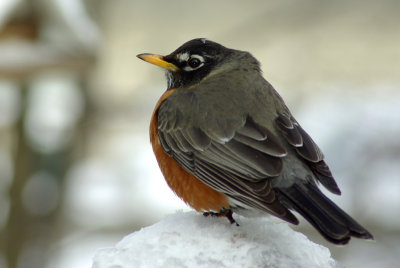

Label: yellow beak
[137,53,179,72]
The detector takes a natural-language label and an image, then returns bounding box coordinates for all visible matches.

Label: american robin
[137,38,373,245]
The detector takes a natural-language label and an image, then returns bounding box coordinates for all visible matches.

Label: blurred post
[0,0,99,267]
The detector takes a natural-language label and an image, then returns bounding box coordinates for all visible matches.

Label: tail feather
[278,182,373,245]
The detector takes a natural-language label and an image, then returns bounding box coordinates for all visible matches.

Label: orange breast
[150,89,229,212]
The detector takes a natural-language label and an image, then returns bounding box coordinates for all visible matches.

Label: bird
[137,38,373,245]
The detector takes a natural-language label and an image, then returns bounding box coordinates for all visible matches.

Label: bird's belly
[153,142,229,212]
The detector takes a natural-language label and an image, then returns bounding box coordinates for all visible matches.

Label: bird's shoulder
[158,70,284,135]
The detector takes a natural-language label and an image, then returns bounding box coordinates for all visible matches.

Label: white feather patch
[177,52,190,62]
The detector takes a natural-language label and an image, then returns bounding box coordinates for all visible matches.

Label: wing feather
[275,112,340,194]
[158,107,297,222]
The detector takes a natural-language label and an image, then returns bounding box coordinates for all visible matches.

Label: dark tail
[278,182,373,245]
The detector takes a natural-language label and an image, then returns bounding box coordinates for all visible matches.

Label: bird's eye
[188,57,201,68]
[181,54,204,71]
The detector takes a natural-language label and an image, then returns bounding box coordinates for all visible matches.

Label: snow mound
[92,211,339,268]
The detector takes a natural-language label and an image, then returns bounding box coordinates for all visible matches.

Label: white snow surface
[92,211,339,268]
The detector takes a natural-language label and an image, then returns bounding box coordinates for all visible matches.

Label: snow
[92,212,339,268]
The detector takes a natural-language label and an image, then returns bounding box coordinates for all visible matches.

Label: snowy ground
[92,212,339,268]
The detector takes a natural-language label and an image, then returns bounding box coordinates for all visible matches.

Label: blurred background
[0,0,399,267]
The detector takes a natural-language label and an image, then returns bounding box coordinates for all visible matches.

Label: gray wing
[275,112,340,194]
[158,99,299,223]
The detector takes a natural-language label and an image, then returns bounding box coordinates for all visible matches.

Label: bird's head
[137,38,260,89]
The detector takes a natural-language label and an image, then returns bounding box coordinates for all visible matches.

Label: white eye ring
[183,55,204,71]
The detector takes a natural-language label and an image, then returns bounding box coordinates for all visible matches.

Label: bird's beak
[137,53,179,72]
